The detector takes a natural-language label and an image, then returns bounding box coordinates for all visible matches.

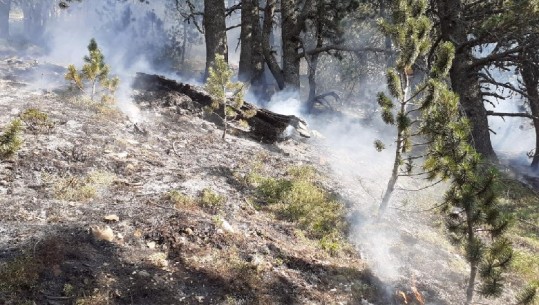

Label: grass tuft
[249,165,347,255]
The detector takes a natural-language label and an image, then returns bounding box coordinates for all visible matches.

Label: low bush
[0,119,23,159]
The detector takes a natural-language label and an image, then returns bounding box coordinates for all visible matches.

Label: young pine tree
[65,38,119,102]
[0,119,23,159]
[375,0,437,216]
[377,1,525,304]
[205,54,252,140]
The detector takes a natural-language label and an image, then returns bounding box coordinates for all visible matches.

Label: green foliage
[250,165,346,254]
[374,139,386,152]
[199,188,225,210]
[205,54,250,139]
[65,38,119,103]
[0,119,23,159]
[167,190,196,208]
[19,108,54,134]
[46,171,115,202]
[0,254,41,292]
[515,284,538,305]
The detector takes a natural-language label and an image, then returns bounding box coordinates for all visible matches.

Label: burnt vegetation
[0,0,538,305]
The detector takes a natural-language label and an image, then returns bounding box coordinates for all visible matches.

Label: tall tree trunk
[521,56,539,169]
[21,2,48,42]
[280,0,301,89]
[239,0,254,81]
[239,0,265,85]
[0,0,11,40]
[203,0,228,80]
[262,0,285,90]
[436,0,497,161]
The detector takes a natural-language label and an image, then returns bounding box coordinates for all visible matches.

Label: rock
[91,225,115,242]
[184,228,194,235]
[103,214,120,222]
[147,241,156,249]
[138,270,151,277]
[221,219,234,233]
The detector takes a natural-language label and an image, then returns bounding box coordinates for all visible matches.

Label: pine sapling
[375,0,436,217]
[205,54,253,140]
[65,38,120,103]
[0,119,23,159]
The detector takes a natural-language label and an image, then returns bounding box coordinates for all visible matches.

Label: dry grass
[45,170,116,202]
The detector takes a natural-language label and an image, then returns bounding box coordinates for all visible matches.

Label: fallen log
[132,72,310,143]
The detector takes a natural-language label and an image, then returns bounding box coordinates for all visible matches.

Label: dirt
[0,55,390,305]
[0,52,533,305]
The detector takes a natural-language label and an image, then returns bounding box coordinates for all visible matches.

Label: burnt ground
[1,53,536,305]
[0,56,390,305]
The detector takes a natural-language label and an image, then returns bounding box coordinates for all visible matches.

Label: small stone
[104,214,120,222]
[91,225,114,242]
[147,241,156,249]
[221,220,234,233]
[138,270,150,277]
[184,228,194,235]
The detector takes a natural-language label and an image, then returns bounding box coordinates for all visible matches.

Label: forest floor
[0,47,537,305]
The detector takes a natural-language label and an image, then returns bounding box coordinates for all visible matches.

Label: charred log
[132,73,310,143]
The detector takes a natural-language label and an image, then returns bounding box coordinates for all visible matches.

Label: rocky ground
[0,52,536,305]
[0,55,390,305]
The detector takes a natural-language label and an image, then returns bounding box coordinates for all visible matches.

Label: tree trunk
[521,56,539,168]
[21,2,48,42]
[239,0,254,81]
[436,0,497,161]
[203,0,228,80]
[132,73,310,143]
[0,0,11,40]
[261,0,285,90]
[239,0,265,86]
[280,0,301,89]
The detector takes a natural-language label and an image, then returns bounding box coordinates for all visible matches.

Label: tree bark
[521,55,539,169]
[239,0,265,86]
[203,0,228,80]
[132,72,310,143]
[21,2,49,42]
[436,0,497,161]
[280,0,301,89]
[0,0,11,40]
[261,0,285,90]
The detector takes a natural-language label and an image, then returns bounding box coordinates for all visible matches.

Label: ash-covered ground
[0,53,534,305]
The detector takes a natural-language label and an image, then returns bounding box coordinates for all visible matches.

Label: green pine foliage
[375,0,435,216]
[377,1,520,303]
[205,54,252,140]
[65,38,120,103]
[0,119,23,160]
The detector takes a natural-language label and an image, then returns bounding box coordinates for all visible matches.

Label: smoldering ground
[3,2,536,305]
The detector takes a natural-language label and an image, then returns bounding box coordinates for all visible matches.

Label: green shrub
[0,254,41,292]
[167,190,196,208]
[0,119,23,159]
[19,108,54,133]
[199,188,225,210]
[252,165,346,254]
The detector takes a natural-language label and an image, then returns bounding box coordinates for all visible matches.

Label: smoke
[9,1,202,123]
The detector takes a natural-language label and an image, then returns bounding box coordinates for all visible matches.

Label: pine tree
[375,0,438,216]
[377,1,520,304]
[205,54,252,140]
[65,38,120,102]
